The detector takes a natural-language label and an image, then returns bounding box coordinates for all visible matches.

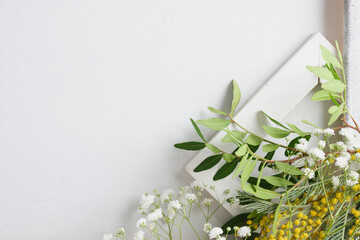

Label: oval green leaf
[174,141,206,151]
[262,125,290,138]
[263,176,294,187]
[321,80,346,93]
[230,80,241,117]
[246,134,262,146]
[194,154,222,172]
[213,160,238,181]
[274,161,304,175]
[262,144,279,152]
[197,118,231,130]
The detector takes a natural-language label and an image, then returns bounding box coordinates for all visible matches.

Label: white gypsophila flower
[308,147,325,160]
[185,193,197,202]
[339,128,356,141]
[341,152,351,160]
[136,218,147,228]
[295,138,308,152]
[169,200,181,210]
[305,157,315,167]
[203,223,212,233]
[190,180,206,191]
[324,128,335,137]
[347,171,360,187]
[209,227,223,239]
[139,193,155,210]
[335,156,349,169]
[337,141,348,152]
[301,168,315,179]
[318,140,326,149]
[103,234,114,240]
[348,140,360,150]
[134,230,145,240]
[160,188,175,203]
[332,176,340,188]
[147,208,163,222]
[167,207,176,220]
[201,198,213,207]
[226,227,231,232]
[148,222,155,230]
[237,226,251,237]
[312,128,323,137]
[180,185,192,195]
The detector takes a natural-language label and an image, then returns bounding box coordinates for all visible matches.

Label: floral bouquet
[104,42,360,240]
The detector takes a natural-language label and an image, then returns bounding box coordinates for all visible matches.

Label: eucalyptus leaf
[206,143,221,154]
[262,144,279,152]
[174,141,206,151]
[213,160,238,181]
[322,80,346,93]
[241,158,258,188]
[329,92,340,106]
[306,66,335,81]
[222,152,236,163]
[261,111,290,130]
[320,44,342,69]
[233,152,249,178]
[242,184,280,200]
[221,130,246,143]
[194,154,222,172]
[287,123,307,137]
[328,105,338,114]
[262,125,290,138]
[336,40,343,64]
[230,80,241,117]
[208,106,228,116]
[197,118,231,130]
[235,144,248,157]
[263,176,294,187]
[311,90,341,101]
[190,118,206,142]
[246,134,262,146]
[328,102,345,125]
[275,161,304,175]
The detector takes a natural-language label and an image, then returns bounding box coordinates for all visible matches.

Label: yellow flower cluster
[249,185,360,240]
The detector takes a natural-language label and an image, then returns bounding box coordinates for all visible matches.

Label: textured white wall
[0,1,343,239]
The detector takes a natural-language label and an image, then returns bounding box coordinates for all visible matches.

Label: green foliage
[320,44,342,69]
[274,161,304,175]
[261,111,290,130]
[206,143,221,154]
[311,89,341,101]
[213,160,238,181]
[222,152,236,163]
[194,154,222,172]
[246,134,262,145]
[322,80,346,93]
[233,152,249,178]
[174,141,206,150]
[207,106,228,116]
[306,66,335,81]
[230,80,241,117]
[263,176,294,187]
[328,102,345,125]
[235,144,248,157]
[262,144,279,152]
[190,118,206,142]
[197,118,231,130]
[262,125,291,138]
[221,213,250,234]
[286,123,307,137]
[221,130,246,143]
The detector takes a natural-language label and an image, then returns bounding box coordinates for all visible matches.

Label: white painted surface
[0,1,343,239]
[185,33,336,216]
[345,0,360,121]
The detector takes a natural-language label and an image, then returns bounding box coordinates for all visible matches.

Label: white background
[0,1,343,239]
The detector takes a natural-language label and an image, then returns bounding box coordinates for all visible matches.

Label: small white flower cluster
[346,171,360,187]
[301,167,315,179]
[339,127,360,149]
[312,128,335,137]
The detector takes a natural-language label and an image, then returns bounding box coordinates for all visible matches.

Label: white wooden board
[185,32,336,216]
